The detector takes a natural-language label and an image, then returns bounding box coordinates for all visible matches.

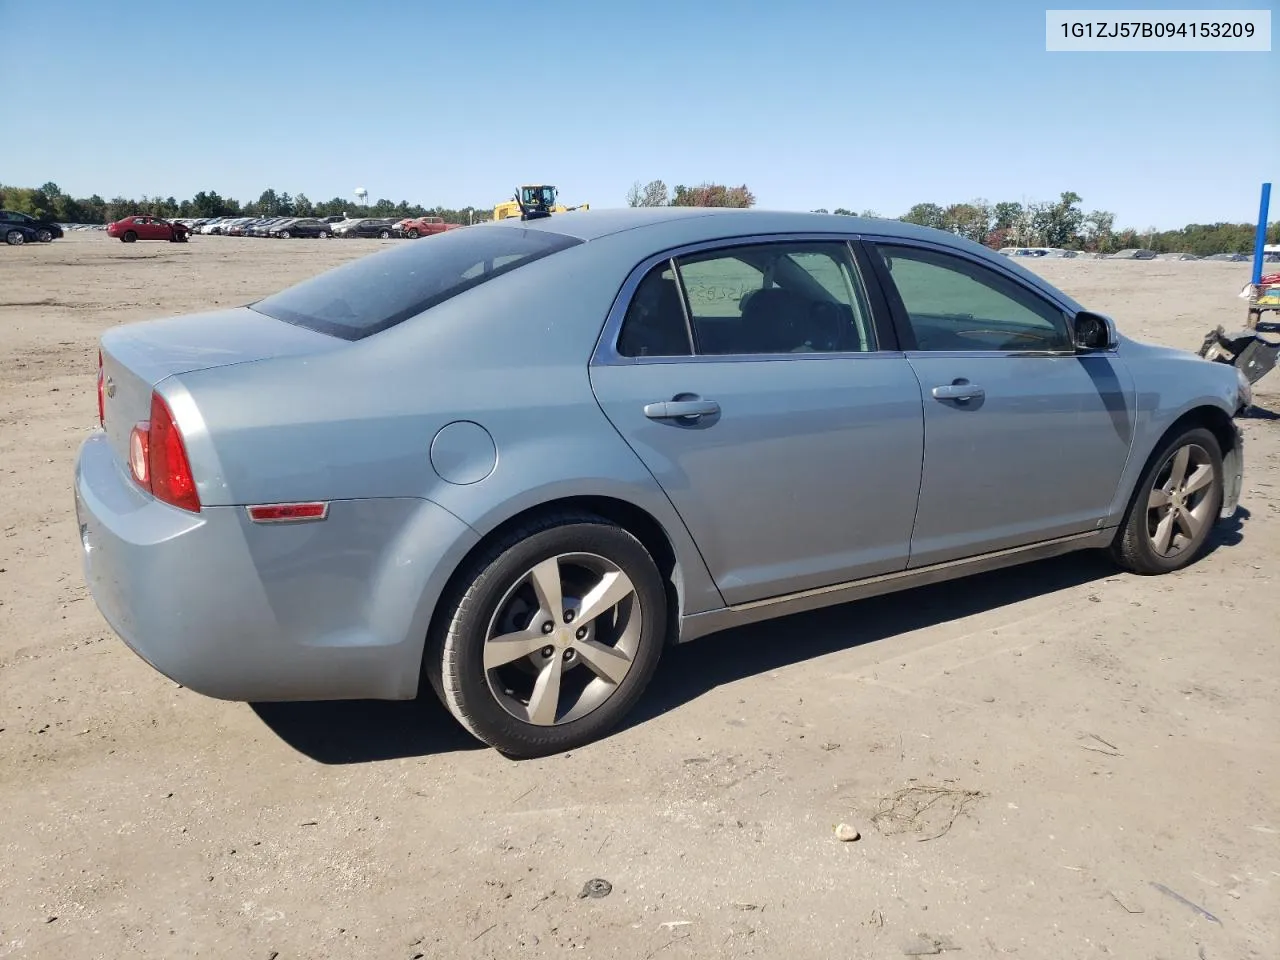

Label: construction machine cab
[515,185,558,221]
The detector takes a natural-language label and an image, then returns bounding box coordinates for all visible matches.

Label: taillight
[127,391,201,513]
[96,349,105,428]
[129,423,150,484]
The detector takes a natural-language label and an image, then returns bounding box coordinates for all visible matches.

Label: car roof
[499,207,1085,315]
[502,206,957,246]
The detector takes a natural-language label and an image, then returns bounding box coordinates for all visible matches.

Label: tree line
[3,179,1274,256]
[628,180,1278,256]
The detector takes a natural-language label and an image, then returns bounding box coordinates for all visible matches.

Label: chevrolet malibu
[74,208,1248,758]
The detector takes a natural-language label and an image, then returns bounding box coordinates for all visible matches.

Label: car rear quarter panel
[170,239,725,618]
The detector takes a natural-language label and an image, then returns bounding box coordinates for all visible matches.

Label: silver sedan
[74,208,1248,757]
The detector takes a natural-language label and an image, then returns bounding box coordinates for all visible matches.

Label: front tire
[379,229,391,239]
[318,230,329,239]
[429,514,668,758]
[406,228,420,239]
[1111,426,1223,575]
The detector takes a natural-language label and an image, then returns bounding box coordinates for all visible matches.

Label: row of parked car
[180,214,463,240]
[998,245,1261,262]
[82,213,467,244]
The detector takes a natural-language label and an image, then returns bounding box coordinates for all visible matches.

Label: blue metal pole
[1253,182,1271,286]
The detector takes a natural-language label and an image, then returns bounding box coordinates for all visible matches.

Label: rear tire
[5,230,25,245]
[1111,426,1223,575]
[122,231,136,243]
[428,514,667,758]
[36,229,53,243]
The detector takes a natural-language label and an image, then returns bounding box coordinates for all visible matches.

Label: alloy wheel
[1146,442,1217,558]
[483,552,641,726]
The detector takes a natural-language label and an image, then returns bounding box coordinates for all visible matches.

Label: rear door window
[251,226,582,339]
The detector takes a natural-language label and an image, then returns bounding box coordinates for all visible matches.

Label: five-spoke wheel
[1113,426,1223,574]
[429,514,666,757]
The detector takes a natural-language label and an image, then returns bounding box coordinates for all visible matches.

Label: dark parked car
[333,218,397,239]
[2,221,40,245]
[0,210,63,243]
[270,218,334,239]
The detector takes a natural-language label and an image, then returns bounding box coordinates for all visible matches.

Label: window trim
[593,232,899,366]
[859,236,1097,358]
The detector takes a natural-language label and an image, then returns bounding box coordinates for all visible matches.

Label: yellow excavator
[493,185,589,222]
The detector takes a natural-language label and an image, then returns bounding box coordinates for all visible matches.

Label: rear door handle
[931,383,985,402]
[643,399,720,420]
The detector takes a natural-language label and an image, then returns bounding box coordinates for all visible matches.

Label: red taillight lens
[148,392,200,512]
[97,349,105,428]
[128,391,201,513]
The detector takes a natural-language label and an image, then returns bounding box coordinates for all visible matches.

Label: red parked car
[395,216,461,239]
[106,215,190,244]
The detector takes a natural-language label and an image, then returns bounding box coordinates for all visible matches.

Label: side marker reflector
[246,502,330,523]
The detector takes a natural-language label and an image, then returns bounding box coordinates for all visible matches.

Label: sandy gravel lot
[1,232,1277,960]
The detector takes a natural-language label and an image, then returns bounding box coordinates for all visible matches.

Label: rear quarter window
[250,226,582,339]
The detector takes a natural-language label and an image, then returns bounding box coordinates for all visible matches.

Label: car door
[590,237,925,607]
[863,238,1136,568]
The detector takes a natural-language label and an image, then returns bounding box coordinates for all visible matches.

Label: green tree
[901,202,946,229]
[992,201,1023,232]
[104,196,133,222]
[1081,210,1114,252]
[1042,191,1084,247]
[256,188,281,216]
[943,201,992,243]
[832,207,855,216]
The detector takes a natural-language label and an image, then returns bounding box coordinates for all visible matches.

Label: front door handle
[931,383,985,402]
[643,399,720,420]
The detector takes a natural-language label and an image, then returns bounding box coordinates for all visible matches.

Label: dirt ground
[2,233,1277,960]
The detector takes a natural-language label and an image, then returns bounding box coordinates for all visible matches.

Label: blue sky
[2,0,1274,228]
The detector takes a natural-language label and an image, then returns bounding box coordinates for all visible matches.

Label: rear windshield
[250,225,582,339]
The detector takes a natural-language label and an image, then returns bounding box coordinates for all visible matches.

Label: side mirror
[1073,310,1117,351]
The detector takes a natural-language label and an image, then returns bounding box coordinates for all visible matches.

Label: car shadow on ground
[625,550,1116,732]
[251,518,1251,764]
[249,693,483,764]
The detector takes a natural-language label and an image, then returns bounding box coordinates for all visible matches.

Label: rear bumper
[74,432,478,702]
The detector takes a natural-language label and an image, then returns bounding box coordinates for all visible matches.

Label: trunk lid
[99,306,342,467]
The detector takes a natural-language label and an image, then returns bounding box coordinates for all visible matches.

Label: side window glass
[875,244,1071,352]
[675,242,876,355]
[617,263,693,358]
